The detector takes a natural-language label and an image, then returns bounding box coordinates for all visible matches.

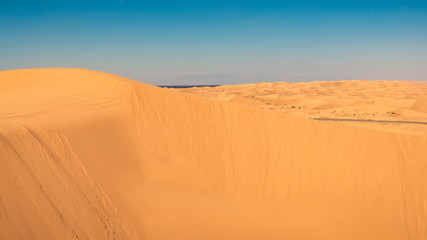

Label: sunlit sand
[1,69,426,239]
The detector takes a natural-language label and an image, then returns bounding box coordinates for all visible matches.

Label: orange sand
[0,68,426,239]
[178,80,427,136]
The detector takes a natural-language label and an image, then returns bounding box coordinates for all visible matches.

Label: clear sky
[1,0,426,84]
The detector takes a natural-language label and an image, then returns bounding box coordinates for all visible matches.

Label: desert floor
[177,80,427,136]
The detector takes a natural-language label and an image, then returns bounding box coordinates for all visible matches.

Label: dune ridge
[0,69,426,239]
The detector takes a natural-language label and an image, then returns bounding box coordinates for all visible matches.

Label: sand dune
[1,69,426,239]
[179,80,427,136]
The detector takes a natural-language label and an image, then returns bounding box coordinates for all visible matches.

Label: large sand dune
[0,69,426,239]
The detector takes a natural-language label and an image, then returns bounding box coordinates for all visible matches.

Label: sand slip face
[0,68,426,239]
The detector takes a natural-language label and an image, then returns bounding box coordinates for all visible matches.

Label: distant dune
[178,80,427,136]
[0,69,426,239]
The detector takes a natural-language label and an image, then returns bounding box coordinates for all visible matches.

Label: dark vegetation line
[310,118,427,125]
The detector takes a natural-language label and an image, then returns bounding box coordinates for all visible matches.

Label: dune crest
[1,69,426,239]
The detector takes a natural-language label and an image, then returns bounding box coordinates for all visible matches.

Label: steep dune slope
[0,69,426,239]
[0,120,139,240]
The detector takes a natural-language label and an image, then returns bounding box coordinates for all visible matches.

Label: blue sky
[1,0,426,84]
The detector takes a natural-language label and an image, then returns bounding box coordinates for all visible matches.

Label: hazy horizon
[1,0,426,84]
